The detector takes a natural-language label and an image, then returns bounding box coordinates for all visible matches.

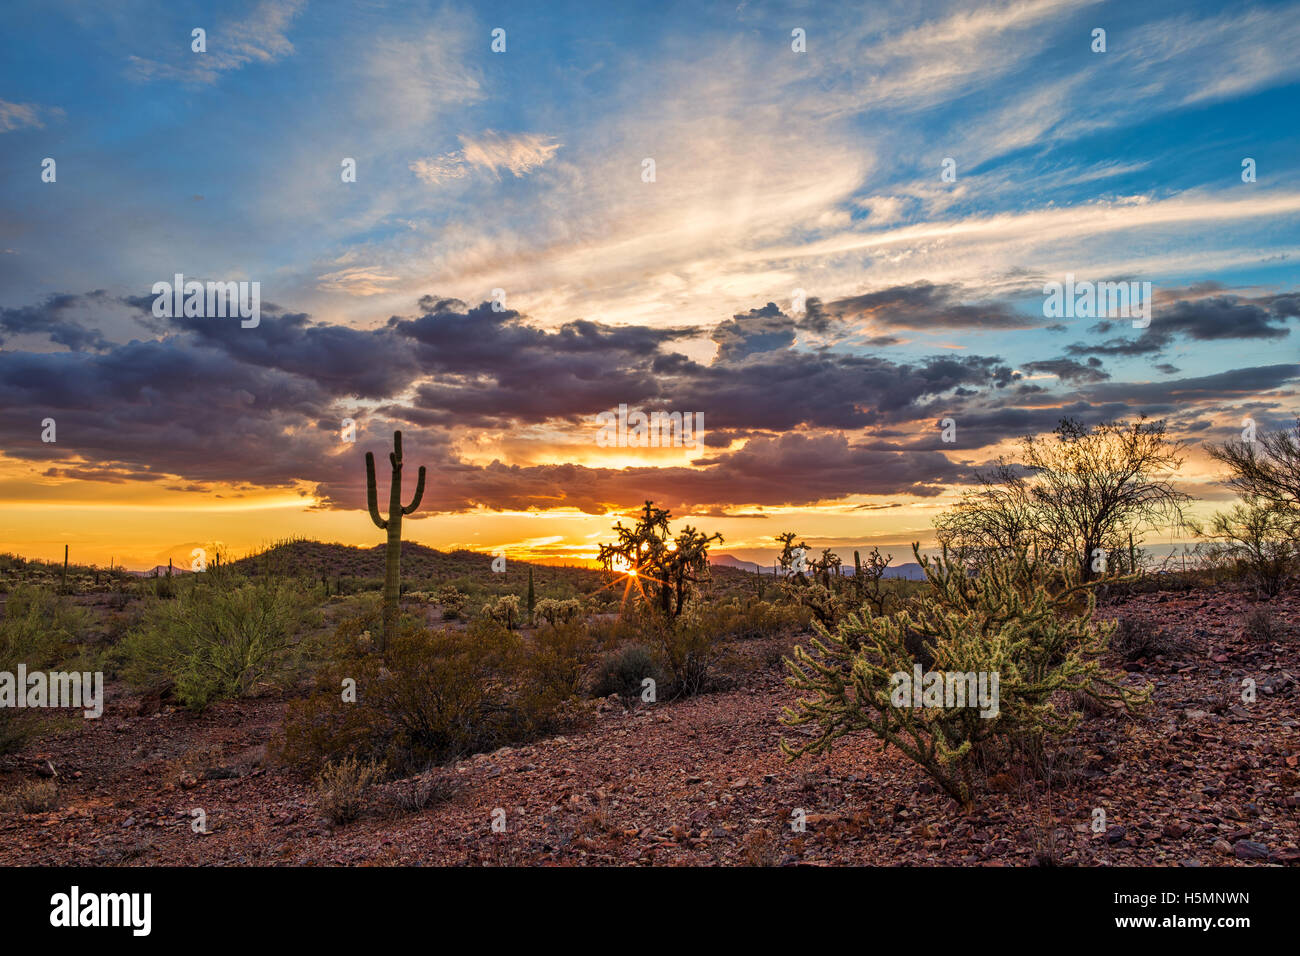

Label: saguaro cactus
[366,430,426,652]
[527,566,535,626]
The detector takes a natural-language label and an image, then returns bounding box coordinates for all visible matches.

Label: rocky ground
[1,585,1297,866]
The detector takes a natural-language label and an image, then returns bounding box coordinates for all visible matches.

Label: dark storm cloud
[1068,291,1298,358]
[3,283,1295,517]
[1022,356,1110,383]
[0,338,342,486]
[184,306,424,399]
[335,431,967,515]
[1080,364,1300,407]
[711,302,797,361]
[826,282,1039,330]
[0,291,114,352]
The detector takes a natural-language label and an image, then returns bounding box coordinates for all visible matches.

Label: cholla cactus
[365,430,426,652]
[597,500,721,622]
[534,597,583,627]
[481,593,522,629]
[781,544,1147,808]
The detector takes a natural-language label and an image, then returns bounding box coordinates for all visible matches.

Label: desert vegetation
[0,416,1297,865]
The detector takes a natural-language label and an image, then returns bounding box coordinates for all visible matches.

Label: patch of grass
[0,778,58,814]
[1242,607,1287,644]
[1109,615,1189,661]
[315,756,385,825]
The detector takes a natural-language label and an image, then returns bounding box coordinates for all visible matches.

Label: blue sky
[1,0,1298,566]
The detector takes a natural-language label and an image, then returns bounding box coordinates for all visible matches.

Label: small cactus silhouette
[366,430,426,652]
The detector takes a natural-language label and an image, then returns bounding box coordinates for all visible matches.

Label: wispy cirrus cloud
[0,97,62,132]
[127,0,306,83]
[410,131,562,185]
[316,266,401,297]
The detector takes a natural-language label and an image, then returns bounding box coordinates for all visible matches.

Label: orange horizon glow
[0,440,1240,572]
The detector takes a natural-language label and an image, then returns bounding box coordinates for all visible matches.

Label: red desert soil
[1,587,1297,866]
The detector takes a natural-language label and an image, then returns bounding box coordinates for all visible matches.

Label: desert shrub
[315,756,385,824]
[383,772,463,814]
[1108,615,1190,661]
[0,778,58,814]
[1200,501,1296,597]
[0,585,88,671]
[1242,607,1287,644]
[934,417,1190,581]
[480,594,522,629]
[591,644,661,704]
[698,598,807,642]
[742,829,783,867]
[0,588,93,747]
[650,609,723,697]
[524,619,601,700]
[534,597,583,628]
[281,621,572,775]
[120,580,319,710]
[0,718,30,755]
[331,594,383,643]
[782,545,1148,808]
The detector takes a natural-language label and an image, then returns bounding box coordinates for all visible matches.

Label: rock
[1105,825,1127,845]
[1212,839,1233,855]
[1233,840,1270,860]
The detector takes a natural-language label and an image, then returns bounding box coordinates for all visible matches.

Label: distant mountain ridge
[709,553,925,580]
[223,538,603,583]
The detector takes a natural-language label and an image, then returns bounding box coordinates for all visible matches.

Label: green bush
[782,545,1148,808]
[591,644,661,703]
[280,620,578,775]
[0,585,88,671]
[524,619,601,700]
[120,580,319,710]
[697,598,807,641]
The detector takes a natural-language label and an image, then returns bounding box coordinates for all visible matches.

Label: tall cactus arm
[403,465,427,515]
[365,452,387,529]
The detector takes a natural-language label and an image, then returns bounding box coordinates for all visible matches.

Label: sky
[0,0,1297,570]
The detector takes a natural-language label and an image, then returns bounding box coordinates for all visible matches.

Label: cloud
[2,284,1295,519]
[127,0,306,84]
[316,266,401,296]
[0,98,63,132]
[1068,290,1298,357]
[410,131,561,185]
[1021,357,1110,383]
[0,292,113,352]
[827,282,1038,331]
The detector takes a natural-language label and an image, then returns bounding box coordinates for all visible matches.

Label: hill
[226,538,604,587]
